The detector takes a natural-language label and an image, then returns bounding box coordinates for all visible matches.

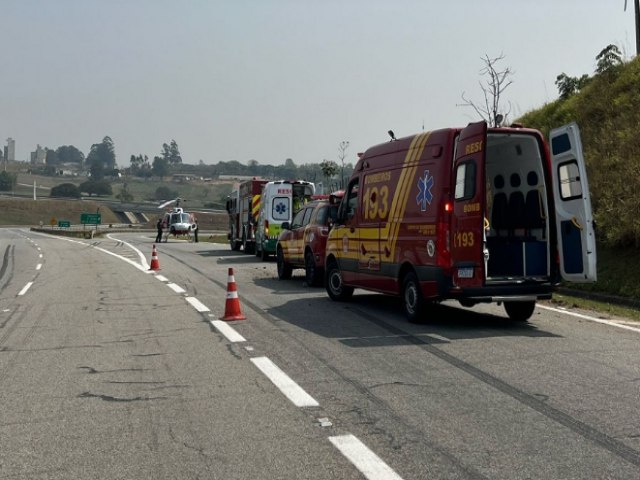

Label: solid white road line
[167,283,186,294]
[250,356,319,408]
[538,304,640,333]
[105,234,149,268]
[186,296,210,312]
[329,435,404,480]
[18,282,33,296]
[210,320,247,343]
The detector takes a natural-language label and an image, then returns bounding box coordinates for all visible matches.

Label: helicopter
[157,197,196,242]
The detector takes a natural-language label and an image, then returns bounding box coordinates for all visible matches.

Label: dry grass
[0,198,120,226]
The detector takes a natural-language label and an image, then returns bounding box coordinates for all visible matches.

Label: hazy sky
[1,1,636,167]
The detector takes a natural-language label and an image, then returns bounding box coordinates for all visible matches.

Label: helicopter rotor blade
[158,199,176,209]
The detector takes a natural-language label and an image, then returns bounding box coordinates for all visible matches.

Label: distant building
[30,144,46,164]
[5,138,15,162]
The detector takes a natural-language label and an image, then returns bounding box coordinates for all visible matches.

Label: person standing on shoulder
[155,218,163,243]
[193,219,199,243]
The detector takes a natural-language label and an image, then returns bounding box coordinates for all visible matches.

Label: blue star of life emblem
[416,170,434,212]
[275,202,287,215]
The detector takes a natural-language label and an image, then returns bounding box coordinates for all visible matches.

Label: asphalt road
[1,229,639,479]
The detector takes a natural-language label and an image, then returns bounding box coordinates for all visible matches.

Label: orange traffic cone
[149,244,161,271]
[220,267,246,321]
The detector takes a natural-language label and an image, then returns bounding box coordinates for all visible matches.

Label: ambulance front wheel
[326,260,353,301]
[504,301,536,322]
[402,272,426,323]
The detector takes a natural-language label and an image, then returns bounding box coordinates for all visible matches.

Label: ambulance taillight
[436,200,452,267]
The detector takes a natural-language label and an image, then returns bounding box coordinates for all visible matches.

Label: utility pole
[625,0,640,55]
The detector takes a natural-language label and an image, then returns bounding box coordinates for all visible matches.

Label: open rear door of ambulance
[451,121,487,289]
[549,122,597,282]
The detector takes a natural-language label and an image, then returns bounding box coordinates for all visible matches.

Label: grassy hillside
[518,55,640,300]
[0,197,229,232]
[518,56,640,248]
[0,198,120,226]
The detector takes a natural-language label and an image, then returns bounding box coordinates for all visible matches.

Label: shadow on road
[261,285,561,344]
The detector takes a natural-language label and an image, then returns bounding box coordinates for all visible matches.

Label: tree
[152,156,170,180]
[281,158,297,179]
[79,180,113,196]
[595,44,623,74]
[0,171,17,191]
[320,159,338,190]
[247,159,259,174]
[56,145,84,165]
[162,140,182,166]
[86,136,116,179]
[460,53,513,127]
[130,154,150,177]
[50,183,81,198]
[555,73,590,99]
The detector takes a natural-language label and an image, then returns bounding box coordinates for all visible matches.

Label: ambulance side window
[454,161,476,201]
[557,160,582,200]
[346,180,360,220]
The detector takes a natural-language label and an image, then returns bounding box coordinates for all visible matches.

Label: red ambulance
[324,121,597,322]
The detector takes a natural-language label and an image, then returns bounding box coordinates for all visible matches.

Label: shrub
[50,183,81,199]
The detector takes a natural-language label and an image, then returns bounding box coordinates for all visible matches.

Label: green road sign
[58,220,71,228]
[80,213,101,225]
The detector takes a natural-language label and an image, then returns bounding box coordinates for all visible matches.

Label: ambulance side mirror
[282,222,291,230]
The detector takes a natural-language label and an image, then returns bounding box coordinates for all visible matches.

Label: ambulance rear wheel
[276,247,292,280]
[326,260,353,301]
[504,301,535,322]
[402,272,425,323]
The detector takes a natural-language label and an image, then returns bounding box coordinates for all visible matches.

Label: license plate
[457,267,474,278]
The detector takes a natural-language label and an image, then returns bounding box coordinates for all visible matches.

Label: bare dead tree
[459,53,514,127]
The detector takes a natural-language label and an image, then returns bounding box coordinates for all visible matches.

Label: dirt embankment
[0,198,120,226]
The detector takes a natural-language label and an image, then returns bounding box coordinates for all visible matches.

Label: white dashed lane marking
[18,282,33,296]
[210,319,247,343]
[185,296,210,312]
[250,356,319,408]
[329,435,404,480]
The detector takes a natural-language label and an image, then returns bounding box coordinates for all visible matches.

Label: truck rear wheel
[504,301,536,322]
[402,272,426,323]
[230,239,241,251]
[325,259,353,301]
[276,247,292,279]
[243,238,255,255]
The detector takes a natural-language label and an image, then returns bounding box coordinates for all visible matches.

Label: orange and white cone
[220,267,245,321]
[149,244,161,271]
